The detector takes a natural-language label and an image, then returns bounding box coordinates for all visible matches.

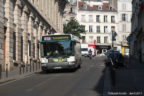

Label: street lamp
[111,29,117,50]
[111,28,117,63]
[112,31,114,50]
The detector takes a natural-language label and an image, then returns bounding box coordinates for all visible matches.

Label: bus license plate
[54,67,62,69]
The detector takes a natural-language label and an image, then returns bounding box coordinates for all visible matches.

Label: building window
[89,15,93,22]
[104,36,108,43]
[63,17,66,24]
[97,36,101,43]
[122,3,126,11]
[96,15,100,22]
[83,4,87,10]
[122,14,127,21]
[28,41,31,56]
[21,36,23,61]
[13,32,16,60]
[97,26,100,33]
[81,15,86,22]
[104,26,108,33]
[111,16,115,23]
[70,7,75,13]
[70,0,73,4]
[109,6,112,10]
[26,14,29,33]
[83,25,85,30]
[89,36,93,43]
[122,24,126,32]
[89,25,93,32]
[82,36,86,43]
[104,15,107,22]
[33,43,35,58]
[123,35,126,41]
[37,43,39,58]
[97,6,102,10]
[3,0,6,16]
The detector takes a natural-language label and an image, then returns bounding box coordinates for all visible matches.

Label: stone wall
[0,0,4,69]
[2,0,67,71]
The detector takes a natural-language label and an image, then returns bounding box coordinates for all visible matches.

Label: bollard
[6,64,8,78]
[26,64,28,73]
[23,65,25,74]
[0,64,2,79]
[30,60,31,72]
[36,61,37,70]
[19,66,22,75]
[33,62,34,72]
[39,62,40,69]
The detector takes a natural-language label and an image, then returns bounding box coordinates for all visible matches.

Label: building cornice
[21,0,48,27]
[78,10,117,13]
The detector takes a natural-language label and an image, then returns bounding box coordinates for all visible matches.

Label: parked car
[105,50,124,68]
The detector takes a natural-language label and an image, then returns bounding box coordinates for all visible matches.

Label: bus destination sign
[42,35,71,41]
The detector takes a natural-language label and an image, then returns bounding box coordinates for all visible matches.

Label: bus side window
[71,41,76,54]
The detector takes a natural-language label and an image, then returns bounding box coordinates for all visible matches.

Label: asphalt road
[0,57,106,96]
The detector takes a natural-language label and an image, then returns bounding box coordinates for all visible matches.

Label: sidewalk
[103,56,144,96]
[0,63,41,84]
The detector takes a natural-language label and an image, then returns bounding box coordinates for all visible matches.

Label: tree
[64,18,86,38]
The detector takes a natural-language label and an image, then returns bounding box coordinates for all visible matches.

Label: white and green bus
[40,34,82,71]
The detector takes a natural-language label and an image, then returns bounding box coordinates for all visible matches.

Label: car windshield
[41,40,74,58]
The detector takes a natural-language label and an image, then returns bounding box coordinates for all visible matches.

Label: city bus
[40,34,82,71]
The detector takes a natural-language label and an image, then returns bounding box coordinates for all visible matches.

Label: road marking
[99,65,105,67]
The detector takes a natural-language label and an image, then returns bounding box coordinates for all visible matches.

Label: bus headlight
[67,56,75,62]
[69,61,75,65]
[41,58,48,63]
[67,56,75,65]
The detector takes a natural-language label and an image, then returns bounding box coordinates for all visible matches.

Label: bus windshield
[41,41,74,58]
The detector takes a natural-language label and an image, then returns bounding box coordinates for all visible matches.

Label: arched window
[21,36,23,61]
[13,32,16,60]
[28,41,31,56]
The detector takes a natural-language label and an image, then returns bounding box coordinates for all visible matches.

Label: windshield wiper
[46,55,50,58]
[63,55,69,58]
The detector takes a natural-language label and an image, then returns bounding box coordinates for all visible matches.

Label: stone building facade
[77,0,118,54]
[116,0,132,55]
[2,0,67,71]
[0,0,4,68]
[109,0,117,10]
[63,0,78,24]
[131,0,144,63]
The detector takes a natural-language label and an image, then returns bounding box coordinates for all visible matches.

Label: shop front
[96,45,111,55]
[121,42,129,56]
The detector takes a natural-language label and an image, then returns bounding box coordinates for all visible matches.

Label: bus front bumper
[41,62,77,70]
